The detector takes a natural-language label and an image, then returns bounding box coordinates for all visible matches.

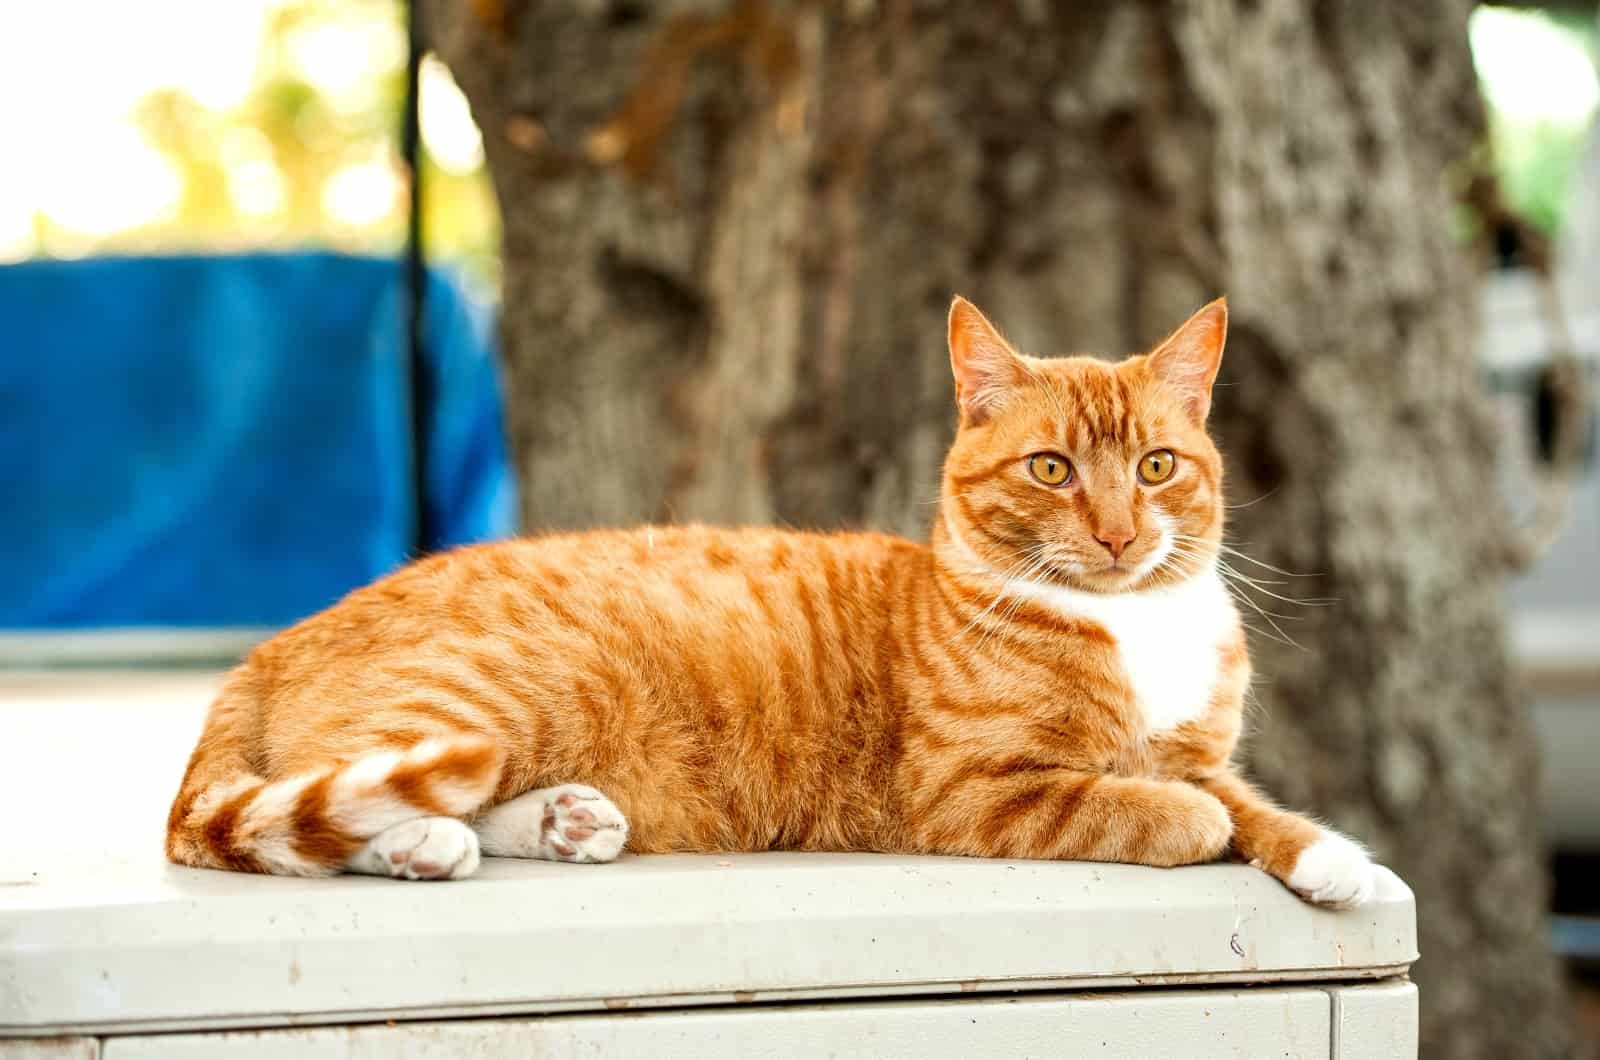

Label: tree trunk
[428,2,1572,1055]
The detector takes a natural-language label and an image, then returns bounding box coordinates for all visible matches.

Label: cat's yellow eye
[1028,452,1073,486]
[1139,449,1177,484]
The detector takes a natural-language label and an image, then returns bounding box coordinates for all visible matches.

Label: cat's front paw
[1285,830,1379,908]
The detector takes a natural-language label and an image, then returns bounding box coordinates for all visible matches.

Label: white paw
[1286,831,1380,908]
[474,783,629,864]
[349,816,480,880]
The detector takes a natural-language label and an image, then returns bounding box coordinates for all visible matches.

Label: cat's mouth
[1035,548,1167,592]
[1030,551,1138,590]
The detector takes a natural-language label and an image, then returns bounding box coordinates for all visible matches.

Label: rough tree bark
[427,2,1572,1055]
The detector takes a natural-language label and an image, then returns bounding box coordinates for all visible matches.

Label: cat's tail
[165,674,504,877]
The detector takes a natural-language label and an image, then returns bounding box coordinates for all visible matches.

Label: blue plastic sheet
[0,253,516,629]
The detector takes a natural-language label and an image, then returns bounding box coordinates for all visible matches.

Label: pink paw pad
[535,786,628,863]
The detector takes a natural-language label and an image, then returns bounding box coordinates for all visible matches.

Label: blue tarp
[0,253,516,629]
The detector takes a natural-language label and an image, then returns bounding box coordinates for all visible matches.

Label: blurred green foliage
[1476,6,1598,236]
[1492,116,1591,235]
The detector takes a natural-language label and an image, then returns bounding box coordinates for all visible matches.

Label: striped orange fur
[166,296,1380,905]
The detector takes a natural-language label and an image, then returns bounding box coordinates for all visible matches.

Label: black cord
[401,0,430,555]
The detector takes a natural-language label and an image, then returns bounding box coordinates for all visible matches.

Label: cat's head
[939,296,1227,593]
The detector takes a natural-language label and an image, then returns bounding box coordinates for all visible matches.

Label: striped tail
[166,688,504,876]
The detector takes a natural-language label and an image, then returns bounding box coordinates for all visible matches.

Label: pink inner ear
[948,297,1025,424]
[1147,299,1227,420]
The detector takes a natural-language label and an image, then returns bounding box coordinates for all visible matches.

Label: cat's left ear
[1144,297,1227,423]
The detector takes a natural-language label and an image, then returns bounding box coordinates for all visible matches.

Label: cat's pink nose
[1095,531,1134,560]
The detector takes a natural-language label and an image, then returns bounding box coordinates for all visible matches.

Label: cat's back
[493,523,926,642]
[452,523,919,598]
[262,523,925,665]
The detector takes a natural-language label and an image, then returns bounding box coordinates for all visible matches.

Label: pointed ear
[1145,297,1227,423]
[948,296,1027,426]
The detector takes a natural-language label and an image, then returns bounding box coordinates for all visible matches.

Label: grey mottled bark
[428,1,1572,1055]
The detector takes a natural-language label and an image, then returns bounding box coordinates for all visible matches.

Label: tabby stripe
[497,589,537,628]
[793,571,830,701]
[433,667,518,733]
[383,758,448,818]
[1117,373,1138,443]
[742,568,800,728]
[901,575,939,683]
[773,619,805,731]
[920,755,1045,814]
[997,599,1104,638]
[935,566,994,615]
[291,770,362,866]
[743,568,778,622]
[901,713,954,753]
[919,754,978,815]
[586,666,633,772]
[1051,775,1097,839]
[387,697,494,738]
[458,653,534,736]
[1004,625,1119,681]
[530,582,588,632]
[951,493,986,537]
[204,781,268,873]
[385,673,499,734]
[872,557,901,705]
[949,454,1022,487]
[817,549,849,672]
[682,647,725,731]
[1123,811,1154,861]
[930,695,1032,721]
[1065,783,1111,858]
[979,782,1052,852]
[672,568,706,607]
[931,592,982,686]
[984,755,1063,777]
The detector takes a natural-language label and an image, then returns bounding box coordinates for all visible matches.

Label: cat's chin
[1068,569,1144,594]
[1055,560,1176,595]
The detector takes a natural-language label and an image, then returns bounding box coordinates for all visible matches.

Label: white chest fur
[1003,568,1236,733]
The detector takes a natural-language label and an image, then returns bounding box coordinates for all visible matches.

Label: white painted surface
[1,1040,100,1060]
[98,987,1353,1060]
[0,671,1416,1042]
[1330,980,1419,1060]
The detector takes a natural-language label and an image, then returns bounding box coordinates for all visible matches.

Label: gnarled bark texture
[427,2,1572,1055]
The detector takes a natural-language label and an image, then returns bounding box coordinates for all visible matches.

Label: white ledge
[0,671,1417,1038]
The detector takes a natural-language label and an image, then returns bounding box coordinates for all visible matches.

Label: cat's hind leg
[473,784,629,864]
[347,816,481,881]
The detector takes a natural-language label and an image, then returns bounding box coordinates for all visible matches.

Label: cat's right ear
[948,296,1027,427]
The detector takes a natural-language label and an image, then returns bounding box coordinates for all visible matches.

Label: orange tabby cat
[167,296,1380,906]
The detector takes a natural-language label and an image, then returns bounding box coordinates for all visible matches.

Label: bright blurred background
[0,0,498,294]
[0,4,1593,293]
